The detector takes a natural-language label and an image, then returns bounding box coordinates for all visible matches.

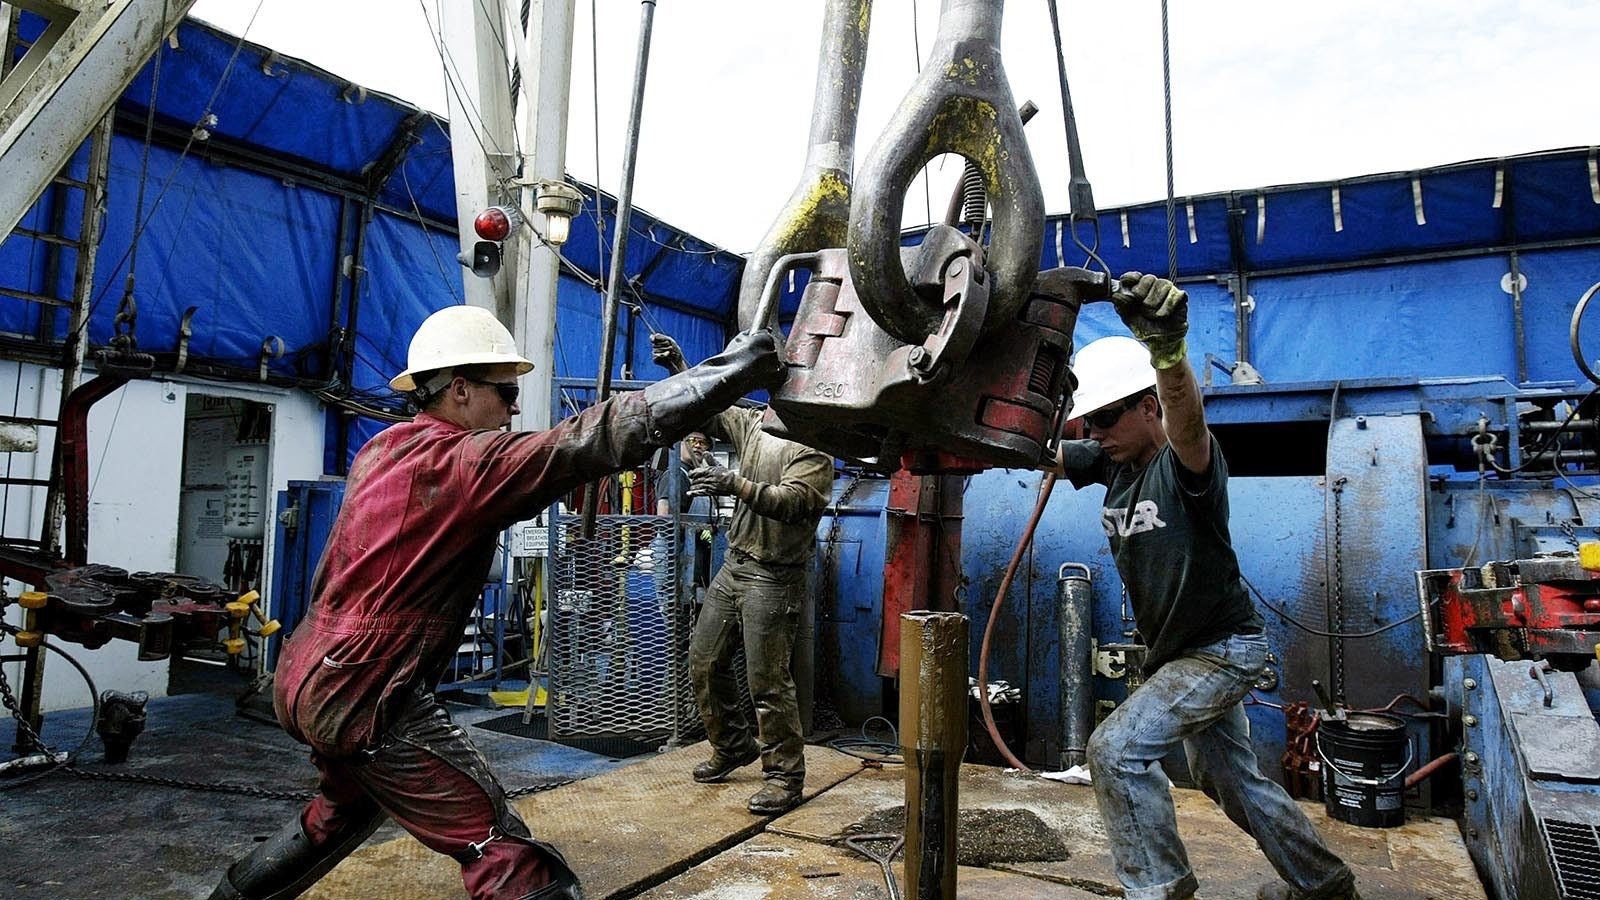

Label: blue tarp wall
[2,15,746,474]
[5,14,1599,477]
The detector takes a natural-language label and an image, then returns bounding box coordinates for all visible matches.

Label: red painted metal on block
[878,471,964,677]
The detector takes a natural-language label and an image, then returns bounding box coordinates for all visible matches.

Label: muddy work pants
[300,690,573,899]
[688,551,807,789]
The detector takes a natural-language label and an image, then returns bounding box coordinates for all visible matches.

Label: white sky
[187,0,1600,254]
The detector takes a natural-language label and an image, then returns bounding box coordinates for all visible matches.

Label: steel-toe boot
[747,780,802,816]
[690,746,759,783]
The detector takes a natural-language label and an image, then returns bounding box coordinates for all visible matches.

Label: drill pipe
[899,611,968,900]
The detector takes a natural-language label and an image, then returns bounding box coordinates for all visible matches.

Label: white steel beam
[0,0,196,243]
[512,0,575,430]
[440,0,573,430]
[439,0,519,320]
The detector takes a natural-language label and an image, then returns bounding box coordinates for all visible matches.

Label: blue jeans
[1087,633,1353,900]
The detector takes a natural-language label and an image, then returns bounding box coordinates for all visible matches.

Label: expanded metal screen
[546,514,696,742]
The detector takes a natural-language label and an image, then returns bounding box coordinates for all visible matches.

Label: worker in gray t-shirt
[1046,274,1357,900]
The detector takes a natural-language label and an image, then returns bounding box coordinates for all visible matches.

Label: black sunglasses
[1083,397,1139,430]
[463,377,520,405]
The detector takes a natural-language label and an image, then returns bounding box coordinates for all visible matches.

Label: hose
[1403,751,1458,790]
[1569,280,1600,386]
[0,626,101,791]
[975,473,1058,773]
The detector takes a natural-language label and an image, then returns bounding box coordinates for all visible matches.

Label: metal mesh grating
[1543,818,1600,899]
[547,515,688,740]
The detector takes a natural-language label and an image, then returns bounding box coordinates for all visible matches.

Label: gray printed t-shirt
[1060,435,1263,674]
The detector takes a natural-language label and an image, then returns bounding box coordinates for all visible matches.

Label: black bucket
[1317,712,1410,828]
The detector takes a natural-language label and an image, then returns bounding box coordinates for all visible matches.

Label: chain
[1330,477,1348,704]
[56,765,318,801]
[5,648,569,802]
[506,777,576,798]
[820,473,868,582]
[1561,519,1581,550]
[0,652,48,756]
[814,472,867,731]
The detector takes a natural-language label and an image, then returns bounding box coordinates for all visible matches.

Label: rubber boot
[207,811,385,900]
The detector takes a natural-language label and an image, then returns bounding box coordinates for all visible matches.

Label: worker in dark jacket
[207,305,784,900]
[651,333,833,816]
[1045,275,1358,900]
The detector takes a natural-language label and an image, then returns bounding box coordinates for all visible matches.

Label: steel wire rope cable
[911,0,932,227]
[969,0,1134,774]
[1046,0,1108,276]
[1159,0,1178,283]
[77,0,268,344]
[1238,572,1425,639]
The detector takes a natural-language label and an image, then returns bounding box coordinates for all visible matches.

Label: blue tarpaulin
[4,14,1598,474]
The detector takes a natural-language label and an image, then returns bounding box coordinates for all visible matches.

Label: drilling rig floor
[3,688,1486,899]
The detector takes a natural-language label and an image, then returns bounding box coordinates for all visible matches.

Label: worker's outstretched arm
[652,331,744,441]
[1113,272,1210,474]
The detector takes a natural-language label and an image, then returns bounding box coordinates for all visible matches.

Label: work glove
[1112,271,1189,370]
[641,329,786,445]
[687,461,754,502]
[650,332,687,374]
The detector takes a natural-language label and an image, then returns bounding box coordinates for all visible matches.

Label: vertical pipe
[1057,563,1093,769]
[901,610,967,900]
[582,0,656,535]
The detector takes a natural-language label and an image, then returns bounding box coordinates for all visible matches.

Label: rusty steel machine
[730,1,1109,895]
[0,353,270,764]
[1414,547,1600,900]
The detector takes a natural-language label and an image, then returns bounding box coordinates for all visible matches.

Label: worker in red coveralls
[207,305,785,900]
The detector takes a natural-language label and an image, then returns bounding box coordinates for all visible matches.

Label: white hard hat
[389,305,534,391]
[1070,336,1157,417]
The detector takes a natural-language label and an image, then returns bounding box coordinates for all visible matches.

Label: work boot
[691,746,759,783]
[1256,878,1361,900]
[747,780,802,816]
[520,862,583,900]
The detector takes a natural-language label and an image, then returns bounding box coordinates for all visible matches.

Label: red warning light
[473,206,516,241]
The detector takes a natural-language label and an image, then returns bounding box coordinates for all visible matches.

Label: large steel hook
[848,0,1043,346]
[736,0,874,331]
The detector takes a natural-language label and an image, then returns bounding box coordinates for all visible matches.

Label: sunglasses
[1083,397,1139,430]
[463,378,520,406]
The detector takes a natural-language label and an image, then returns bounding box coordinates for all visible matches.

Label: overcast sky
[187,0,1599,253]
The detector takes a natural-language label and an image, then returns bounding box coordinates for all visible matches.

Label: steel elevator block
[765,251,1103,473]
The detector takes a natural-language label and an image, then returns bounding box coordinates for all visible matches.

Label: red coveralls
[273,394,657,898]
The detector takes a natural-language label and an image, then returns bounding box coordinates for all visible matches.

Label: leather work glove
[650,332,687,375]
[641,329,786,444]
[1112,271,1189,370]
[687,461,754,502]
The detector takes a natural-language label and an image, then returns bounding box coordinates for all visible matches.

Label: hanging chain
[0,658,48,756]
[1330,476,1348,704]
[814,472,867,731]
[820,472,867,582]
[5,649,569,802]
[108,274,139,353]
[1560,519,1581,550]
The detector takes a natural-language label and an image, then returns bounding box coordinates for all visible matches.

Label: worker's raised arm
[1113,272,1210,475]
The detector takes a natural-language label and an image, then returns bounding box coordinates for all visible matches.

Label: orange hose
[975,472,1058,773]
